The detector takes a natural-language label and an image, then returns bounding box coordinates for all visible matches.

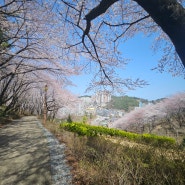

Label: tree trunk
[134,0,185,67]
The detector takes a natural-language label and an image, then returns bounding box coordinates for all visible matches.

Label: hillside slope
[107,96,149,111]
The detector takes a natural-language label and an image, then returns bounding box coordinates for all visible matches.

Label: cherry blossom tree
[0,0,80,116]
[0,73,38,114]
[112,92,185,136]
[111,107,146,132]
[55,0,185,83]
[1,0,184,119]
[14,73,78,118]
[162,93,185,128]
[44,80,78,121]
[1,0,184,95]
[0,0,80,78]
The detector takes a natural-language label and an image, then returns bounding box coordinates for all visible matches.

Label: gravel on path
[0,116,73,185]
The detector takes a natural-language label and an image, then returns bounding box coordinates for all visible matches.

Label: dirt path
[0,116,52,185]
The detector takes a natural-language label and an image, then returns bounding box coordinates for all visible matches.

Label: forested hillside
[107,96,148,111]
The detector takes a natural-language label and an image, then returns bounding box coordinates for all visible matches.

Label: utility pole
[43,84,48,124]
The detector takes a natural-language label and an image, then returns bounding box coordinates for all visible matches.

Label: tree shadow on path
[0,116,52,185]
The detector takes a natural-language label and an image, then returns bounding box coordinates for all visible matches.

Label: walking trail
[0,116,72,185]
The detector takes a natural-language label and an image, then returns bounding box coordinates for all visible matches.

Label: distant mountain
[107,96,149,112]
[150,98,166,104]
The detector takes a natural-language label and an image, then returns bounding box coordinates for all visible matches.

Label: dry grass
[43,120,185,185]
[105,136,185,161]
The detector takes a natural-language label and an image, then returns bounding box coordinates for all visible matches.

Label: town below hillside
[57,91,163,127]
[57,92,185,142]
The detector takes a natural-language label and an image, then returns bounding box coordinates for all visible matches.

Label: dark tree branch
[83,0,118,40]
[85,0,119,22]
[112,15,150,42]
[83,0,185,68]
[134,0,185,68]
[77,1,84,26]
[60,0,80,12]
[103,15,150,27]
[63,15,112,83]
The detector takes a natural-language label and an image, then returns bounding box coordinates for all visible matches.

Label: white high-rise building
[93,91,111,107]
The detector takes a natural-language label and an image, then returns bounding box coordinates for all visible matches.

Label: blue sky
[67,34,185,101]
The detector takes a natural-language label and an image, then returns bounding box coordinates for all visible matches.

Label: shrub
[60,122,176,147]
